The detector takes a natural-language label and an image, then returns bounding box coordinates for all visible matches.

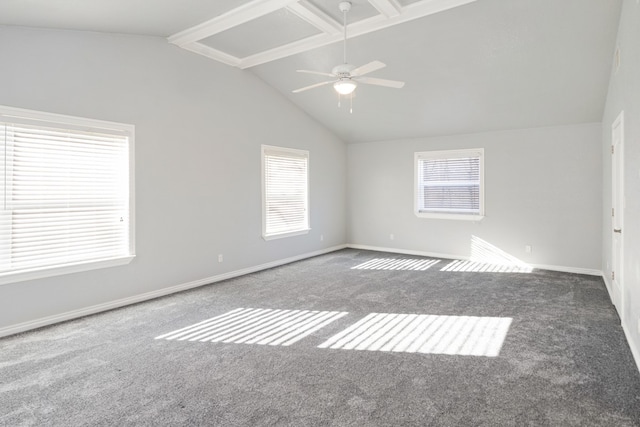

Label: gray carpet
[1,249,639,426]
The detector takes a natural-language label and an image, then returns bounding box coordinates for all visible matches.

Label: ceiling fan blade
[297,69,335,78]
[351,60,386,77]
[292,80,334,93]
[356,76,405,88]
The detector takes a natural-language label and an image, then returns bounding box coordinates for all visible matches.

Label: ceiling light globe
[334,80,357,95]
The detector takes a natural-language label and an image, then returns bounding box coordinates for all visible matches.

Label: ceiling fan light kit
[334,79,357,95]
[293,0,405,107]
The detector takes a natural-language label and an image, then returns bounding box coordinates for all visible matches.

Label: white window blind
[262,145,309,239]
[0,106,134,284]
[415,149,484,220]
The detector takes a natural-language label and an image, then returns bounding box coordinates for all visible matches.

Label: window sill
[415,212,485,221]
[263,228,311,241]
[0,255,135,286]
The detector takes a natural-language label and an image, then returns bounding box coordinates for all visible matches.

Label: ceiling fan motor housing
[332,63,356,77]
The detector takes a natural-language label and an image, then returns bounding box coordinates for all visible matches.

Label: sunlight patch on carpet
[439,236,533,273]
[155,308,348,346]
[440,259,532,273]
[318,313,512,357]
[351,258,440,271]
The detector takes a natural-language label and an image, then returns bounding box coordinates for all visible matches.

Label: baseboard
[347,244,464,263]
[602,273,614,303]
[0,244,348,339]
[528,263,602,277]
[605,275,640,375]
[346,244,603,276]
[622,323,640,374]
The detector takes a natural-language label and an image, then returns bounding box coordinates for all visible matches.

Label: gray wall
[347,124,602,272]
[0,26,347,331]
[602,0,640,365]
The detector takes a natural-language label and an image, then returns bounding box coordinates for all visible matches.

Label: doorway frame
[611,110,624,319]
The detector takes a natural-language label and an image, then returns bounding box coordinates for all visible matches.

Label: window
[0,105,135,285]
[262,145,309,240]
[415,148,484,220]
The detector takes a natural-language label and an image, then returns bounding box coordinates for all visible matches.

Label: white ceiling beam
[286,1,342,35]
[239,0,478,69]
[168,0,300,47]
[180,42,242,68]
[349,0,478,35]
[367,0,402,18]
[240,33,338,69]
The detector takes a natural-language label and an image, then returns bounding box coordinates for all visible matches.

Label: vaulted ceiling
[0,0,622,142]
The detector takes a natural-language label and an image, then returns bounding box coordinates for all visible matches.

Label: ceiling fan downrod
[336,1,355,112]
[339,1,351,65]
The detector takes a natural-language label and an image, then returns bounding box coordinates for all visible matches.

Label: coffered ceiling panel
[396,0,426,7]
[306,0,379,25]
[199,9,322,58]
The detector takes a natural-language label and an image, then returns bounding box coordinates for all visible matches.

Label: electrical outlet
[218,254,223,263]
[320,234,324,241]
[390,233,395,241]
[525,245,532,253]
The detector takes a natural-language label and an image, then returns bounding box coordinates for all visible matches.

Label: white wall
[348,124,602,272]
[0,26,347,332]
[602,0,640,367]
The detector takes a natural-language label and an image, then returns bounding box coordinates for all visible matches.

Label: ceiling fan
[292,1,405,97]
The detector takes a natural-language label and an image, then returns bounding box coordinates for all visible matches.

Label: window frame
[261,144,310,241]
[0,105,135,285]
[414,148,485,221]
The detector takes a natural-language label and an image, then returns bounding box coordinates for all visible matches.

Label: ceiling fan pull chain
[350,92,353,114]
